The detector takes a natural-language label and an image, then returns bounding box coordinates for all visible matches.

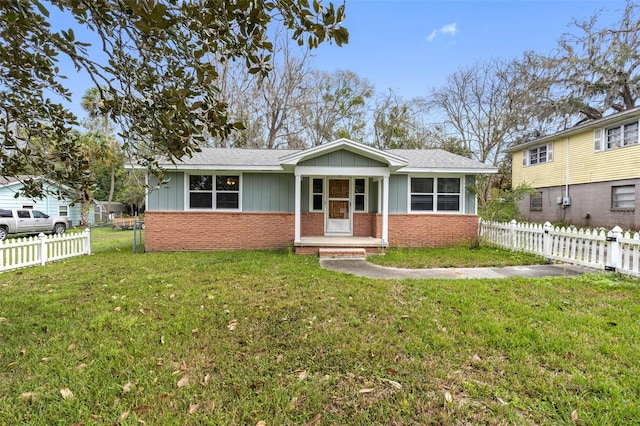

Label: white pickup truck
[0,208,70,241]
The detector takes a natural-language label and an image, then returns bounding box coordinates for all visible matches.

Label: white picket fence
[479,219,640,277]
[0,229,91,273]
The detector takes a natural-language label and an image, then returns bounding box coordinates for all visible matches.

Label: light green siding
[389,174,408,213]
[301,177,310,212]
[299,149,386,167]
[465,175,476,214]
[147,172,184,211]
[368,178,379,213]
[243,173,294,212]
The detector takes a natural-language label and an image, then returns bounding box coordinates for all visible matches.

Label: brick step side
[318,248,367,259]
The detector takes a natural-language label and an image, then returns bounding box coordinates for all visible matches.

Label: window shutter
[522,149,528,166]
[594,128,603,152]
[546,142,553,162]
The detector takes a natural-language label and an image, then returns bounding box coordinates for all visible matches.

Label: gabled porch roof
[279,138,408,170]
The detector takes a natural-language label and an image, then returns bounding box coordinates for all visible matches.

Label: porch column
[294,171,302,243]
[382,175,389,247]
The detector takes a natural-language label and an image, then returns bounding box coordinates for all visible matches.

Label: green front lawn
[369,246,547,268]
[0,229,638,425]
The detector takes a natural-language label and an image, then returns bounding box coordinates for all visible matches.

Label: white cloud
[427,22,458,42]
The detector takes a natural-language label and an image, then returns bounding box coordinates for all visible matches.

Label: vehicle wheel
[0,227,7,241]
[53,223,66,235]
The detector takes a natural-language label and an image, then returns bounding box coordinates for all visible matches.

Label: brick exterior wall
[145,211,479,251]
[354,213,378,237]
[145,211,294,252]
[301,212,324,236]
[301,213,380,237]
[388,214,479,247]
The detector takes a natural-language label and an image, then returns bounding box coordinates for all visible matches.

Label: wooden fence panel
[0,229,91,273]
[480,220,640,277]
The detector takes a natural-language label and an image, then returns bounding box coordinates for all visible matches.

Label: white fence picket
[0,229,91,273]
[479,219,640,278]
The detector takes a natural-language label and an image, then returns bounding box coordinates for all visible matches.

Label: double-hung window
[411,178,434,211]
[59,205,69,217]
[311,178,323,211]
[522,143,553,166]
[189,174,240,210]
[437,178,461,211]
[354,178,366,212]
[607,122,639,149]
[596,121,640,151]
[410,177,461,212]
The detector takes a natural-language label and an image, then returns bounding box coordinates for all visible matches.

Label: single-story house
[0,175,85,226]
[141,139,497,254]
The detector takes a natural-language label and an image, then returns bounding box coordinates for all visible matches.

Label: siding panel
[389,174,408,213]
[299,150,386,167]
[513,130,640,189]
[147,172,184,211]
[465,175,476,214]
[243,173,294,212]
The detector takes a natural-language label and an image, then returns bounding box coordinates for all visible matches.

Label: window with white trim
[59,205,69,216]
[411,178,433,211]
[311,178,323,211]
[188,174,239,209]
[216,176,240,209]
[522,142,553,166]
[354,178,366,212]
[607,121,638,150]
[611,185,635,210]
[437,178,460,211]
[410,177,461,212]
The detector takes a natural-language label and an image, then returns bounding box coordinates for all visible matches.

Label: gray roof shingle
[163,147,495,172]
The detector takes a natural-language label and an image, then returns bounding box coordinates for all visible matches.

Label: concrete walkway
[320,258,593,280]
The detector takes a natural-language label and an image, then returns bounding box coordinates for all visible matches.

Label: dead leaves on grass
[227,319,238,331]
[177,374,190,388]
[59,387,75,400]
[18,391,36,402]
[571,409,579,423]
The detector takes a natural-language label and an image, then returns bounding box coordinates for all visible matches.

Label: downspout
[564,137,570,223]
[565,137,570,199]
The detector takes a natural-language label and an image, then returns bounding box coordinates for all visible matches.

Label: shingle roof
[506,105,640,152]
[164,148,299,167]
[0,175,41,188]
[163,147,495,172]
[388,149,494,170]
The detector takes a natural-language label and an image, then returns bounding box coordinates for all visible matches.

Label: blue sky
[54,0,627,119]
[312,0,627,99]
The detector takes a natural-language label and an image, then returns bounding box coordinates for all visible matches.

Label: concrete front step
[318,247,367,259]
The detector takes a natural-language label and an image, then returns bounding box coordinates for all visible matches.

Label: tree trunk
[107,165,115,222]
[80,191,92,228]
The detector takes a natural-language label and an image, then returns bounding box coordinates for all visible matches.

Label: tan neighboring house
[507,106,640,230]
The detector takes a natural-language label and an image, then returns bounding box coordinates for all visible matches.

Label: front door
[326,178,352,235]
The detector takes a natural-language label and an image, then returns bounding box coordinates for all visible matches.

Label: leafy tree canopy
[516,0,640,125]
[0,0,348,198]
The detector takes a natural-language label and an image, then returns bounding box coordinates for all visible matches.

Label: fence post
[38,233,47,266]
[510,219,517,250]
[606,226,622,271]
[543,221,553,259]
[84,228,92,255]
